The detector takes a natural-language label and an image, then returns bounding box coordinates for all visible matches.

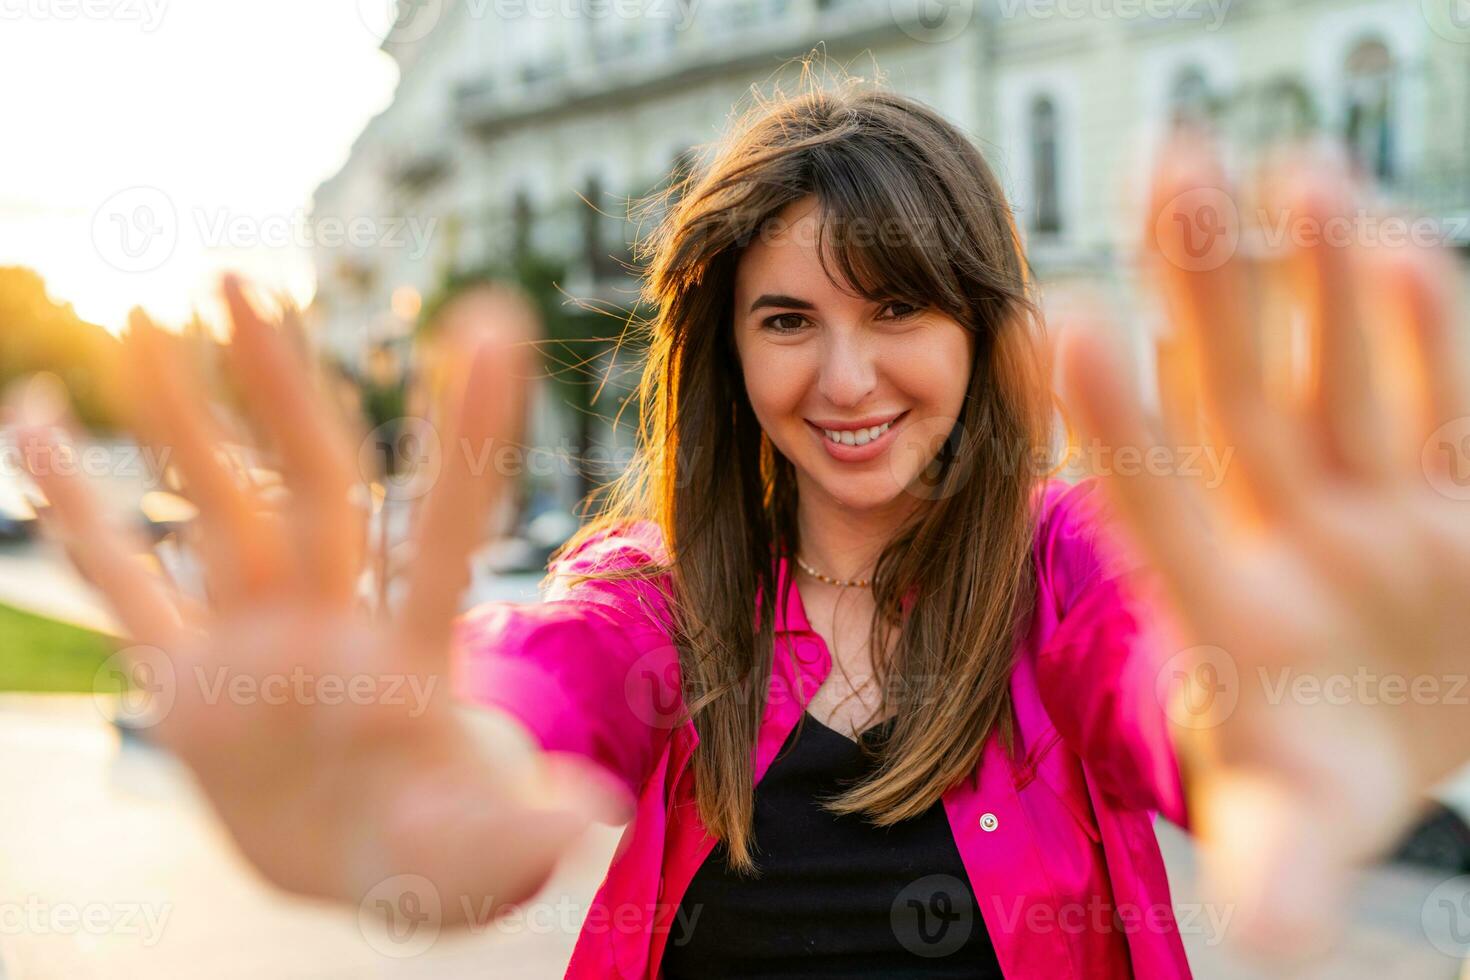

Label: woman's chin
[804,470,913,514]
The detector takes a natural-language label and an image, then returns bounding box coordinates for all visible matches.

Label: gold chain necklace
[794,554,871,589]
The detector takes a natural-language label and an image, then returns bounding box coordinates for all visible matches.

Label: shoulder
[546,518,670,579]
[543,518,676,632]
[1031,477,1139,614]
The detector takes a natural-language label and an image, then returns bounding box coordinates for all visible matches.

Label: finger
[220,275,362,606]
[1272,160,1391,482]
[1148,137,1308,527]
[9,377,185,648]
[398,323,529,661]
[121,308,290,604]
[1058,322,1216,613]
[1372,243,1470,455]
[1192,770,1341,962]
[1154,330,1205,454]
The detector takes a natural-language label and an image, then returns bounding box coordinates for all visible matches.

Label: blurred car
[0,478,39,542]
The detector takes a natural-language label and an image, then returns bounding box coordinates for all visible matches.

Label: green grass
[0,600,121,692]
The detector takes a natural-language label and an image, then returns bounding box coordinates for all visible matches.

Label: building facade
[309,0,1470,511]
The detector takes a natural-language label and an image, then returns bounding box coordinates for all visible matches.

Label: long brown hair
[554,74,1051,871]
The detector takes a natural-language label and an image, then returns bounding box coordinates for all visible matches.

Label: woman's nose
[816,330,877,408]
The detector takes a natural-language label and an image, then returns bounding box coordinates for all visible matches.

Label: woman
[11,83,1470,977]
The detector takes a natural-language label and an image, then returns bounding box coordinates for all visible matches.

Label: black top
[661,712,1004,979]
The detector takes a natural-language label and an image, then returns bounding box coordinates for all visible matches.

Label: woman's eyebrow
[748,293,815,313]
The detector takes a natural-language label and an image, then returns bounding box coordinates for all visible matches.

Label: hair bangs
[807,139,971,323]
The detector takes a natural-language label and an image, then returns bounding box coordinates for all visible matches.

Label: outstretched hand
[8,276,616,925]
[1059,140,1470,956]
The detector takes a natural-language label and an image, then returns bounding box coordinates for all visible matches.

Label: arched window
[1168,66,1215,131]
[511,189,533,265]
[1028,95,1062,236]
[581,174,631,282]
[1344,37,1395,183]
[1258,76,1315,145]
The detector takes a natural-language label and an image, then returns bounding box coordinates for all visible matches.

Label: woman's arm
[1032,478,1189,828]
[452,522,683,804]
[6,278,617,929]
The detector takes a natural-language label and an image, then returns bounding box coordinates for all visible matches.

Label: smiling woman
[11,68,1470,980]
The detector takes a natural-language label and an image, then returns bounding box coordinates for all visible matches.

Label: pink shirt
[453,478,1193,978]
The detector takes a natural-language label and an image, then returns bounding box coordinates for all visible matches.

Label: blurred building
[309,0,1470,511]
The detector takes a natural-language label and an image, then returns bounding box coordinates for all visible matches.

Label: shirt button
[979,812,999,832]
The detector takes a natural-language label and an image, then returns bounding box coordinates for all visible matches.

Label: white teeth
[822,419,894,446]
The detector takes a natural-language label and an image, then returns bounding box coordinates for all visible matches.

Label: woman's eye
[763,313,808,333]
[877,301,921,320]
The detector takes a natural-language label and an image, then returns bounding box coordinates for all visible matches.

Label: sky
[0,0,402,333]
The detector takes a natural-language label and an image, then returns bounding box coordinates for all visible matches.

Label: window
[1343,37,1395,183]
[581,175,631,282]
[1257,76,1315,145]
[1168,66,1216,131]
[1028,95,1062,236]
[511,190,533,264]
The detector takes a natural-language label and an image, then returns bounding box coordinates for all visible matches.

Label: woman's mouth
[805,410,909,463]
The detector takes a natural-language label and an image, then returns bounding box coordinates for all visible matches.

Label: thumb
[1194,769,1344,962]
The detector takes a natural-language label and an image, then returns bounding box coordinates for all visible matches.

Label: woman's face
[732,197,976,515]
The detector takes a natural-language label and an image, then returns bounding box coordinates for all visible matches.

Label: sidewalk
[0,694,1466,979]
